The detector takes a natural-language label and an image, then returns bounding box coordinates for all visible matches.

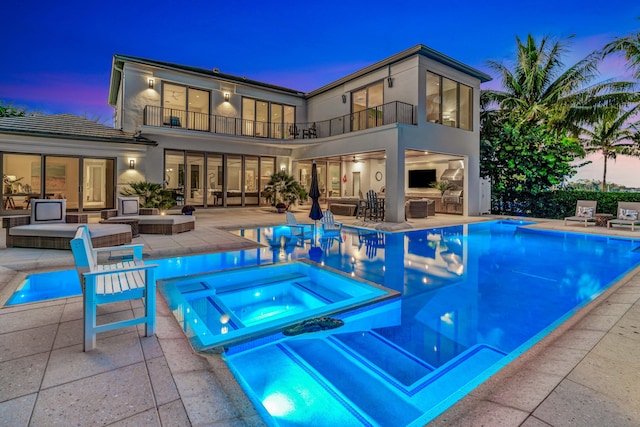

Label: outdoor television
[408,169,437,188]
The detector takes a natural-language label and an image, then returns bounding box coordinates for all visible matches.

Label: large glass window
[162,83,210,131]
[165,150,185,205]
[3,153,40,211]
[187,153,204,206]
[426,72,473,131]
[328,162,341,198]
[245,157,259,205]
[227,155,243,206]
[459,84,473,131]
[84,158,114,210]
[242,98,296,139]
[207,154,223,206]
[44,156,79,209]
[442,77,458,128]
[260,158,275,206]
[351,81,384,131]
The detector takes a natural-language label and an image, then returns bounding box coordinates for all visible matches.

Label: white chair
[284,212,313,237]
[564,200,597,227]
[321,209,342,236]
[70,225,157,351]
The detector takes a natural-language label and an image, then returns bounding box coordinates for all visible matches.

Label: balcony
[143,101,416,140]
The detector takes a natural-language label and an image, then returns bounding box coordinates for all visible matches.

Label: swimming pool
[221,221,640,426]
[8,221,640,426]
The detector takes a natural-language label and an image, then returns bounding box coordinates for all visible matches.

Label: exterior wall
[109,47,485,219]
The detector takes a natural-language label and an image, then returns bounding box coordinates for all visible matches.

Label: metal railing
[144,101,416,140]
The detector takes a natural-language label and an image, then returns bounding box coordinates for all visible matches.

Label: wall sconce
[387,77,393,88]
[129,159,136,169]
[281,166,286,172]
[148,78,154,89]
[224,92,230,102]
[342,94,347,104]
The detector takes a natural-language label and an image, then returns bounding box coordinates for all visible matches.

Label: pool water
[223,221,640,426]
[8,220,640,426]
[158,261,397,349]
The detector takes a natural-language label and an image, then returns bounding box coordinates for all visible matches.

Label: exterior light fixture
[224,92,230,102]
[387,77,393,88]
[148,78,154,89]
[129,159,136,169]
[342,94,347,104]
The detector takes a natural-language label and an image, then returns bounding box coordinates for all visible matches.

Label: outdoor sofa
[100,197,195,235]
[3,199,132,250]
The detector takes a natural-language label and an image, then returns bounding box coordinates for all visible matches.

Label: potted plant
[430,180,454,195]
[120,181,175,210]
[263,171,308,213]
[181,205,196,215]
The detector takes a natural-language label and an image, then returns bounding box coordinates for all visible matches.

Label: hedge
[492,191,640,219]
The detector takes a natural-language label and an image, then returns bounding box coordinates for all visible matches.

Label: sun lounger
[564,200,597,227]
[608,202,640,231]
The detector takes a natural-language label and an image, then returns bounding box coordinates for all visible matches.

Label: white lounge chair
[284,212,313,237]
[608,202,640,231]
[564,200,597,227]
[321,209,343,236]
[70,225,157,351]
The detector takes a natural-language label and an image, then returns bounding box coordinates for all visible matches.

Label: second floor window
[162,83,210,131]
[351,82,384,131]
[241,98,296,139]
[426,72,473,131]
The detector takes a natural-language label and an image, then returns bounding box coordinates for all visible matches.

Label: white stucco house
[1,44,490,221]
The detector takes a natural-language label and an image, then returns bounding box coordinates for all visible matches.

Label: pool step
[283,333,507,424]
[284,338,423,426]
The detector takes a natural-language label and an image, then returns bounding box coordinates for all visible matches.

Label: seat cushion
[31,199,66,224]
[110,215,195,225]
[10,223,130,238]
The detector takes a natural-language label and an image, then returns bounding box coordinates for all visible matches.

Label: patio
[0,208,639,426]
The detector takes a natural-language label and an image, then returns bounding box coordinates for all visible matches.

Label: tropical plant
[120,181,175,210]
[578,105,640,190]
[604,28,640,80]
[0,101,28,117]
[262,171,308,210]
[429,180,453,194]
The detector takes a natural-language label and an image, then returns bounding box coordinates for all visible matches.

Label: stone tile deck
[0,208,639,426]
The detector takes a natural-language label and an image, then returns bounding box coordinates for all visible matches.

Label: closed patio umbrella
[308,161,323,252]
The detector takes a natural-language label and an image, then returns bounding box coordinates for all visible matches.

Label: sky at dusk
[1,0,639,185]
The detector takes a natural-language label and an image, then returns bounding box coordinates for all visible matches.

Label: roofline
[306,44,492,98]
[0,128,157,146]
[108,54,305,106]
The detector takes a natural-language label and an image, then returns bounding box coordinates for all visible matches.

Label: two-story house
[1,44,490,221]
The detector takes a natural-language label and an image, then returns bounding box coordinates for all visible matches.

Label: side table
[595,213,613,227]
[100,218,140,237]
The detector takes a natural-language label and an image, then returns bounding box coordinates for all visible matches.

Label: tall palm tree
[604,29,640,79]
[579,105,640,190]
[482,34,636,133]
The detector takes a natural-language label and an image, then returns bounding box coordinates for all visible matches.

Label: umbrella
[308,161,323,248]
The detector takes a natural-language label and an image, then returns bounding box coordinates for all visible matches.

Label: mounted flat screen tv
[408,169,437,188]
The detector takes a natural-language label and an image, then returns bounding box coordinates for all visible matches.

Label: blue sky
[1,0,639,183]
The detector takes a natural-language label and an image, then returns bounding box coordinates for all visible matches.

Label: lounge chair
[564,200,597,227]
[320,209,342,236]
[70,224,157,351]
[100,197,195,235]
[284,212,313,237]
[608,202,640,231]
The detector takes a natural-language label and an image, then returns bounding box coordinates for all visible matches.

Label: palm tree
[604,29,640,79]
[578,105,640,190]
[482,34,636,133]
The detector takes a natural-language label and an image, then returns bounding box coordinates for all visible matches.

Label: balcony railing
[144,101,416,140]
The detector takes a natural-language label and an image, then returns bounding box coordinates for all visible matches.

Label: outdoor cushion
[110,214,195,225]
[577,206,594,218]
[619,209,638,221]
[117,197,139,216]
[9,223,130,238]
[31,199,66,224]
